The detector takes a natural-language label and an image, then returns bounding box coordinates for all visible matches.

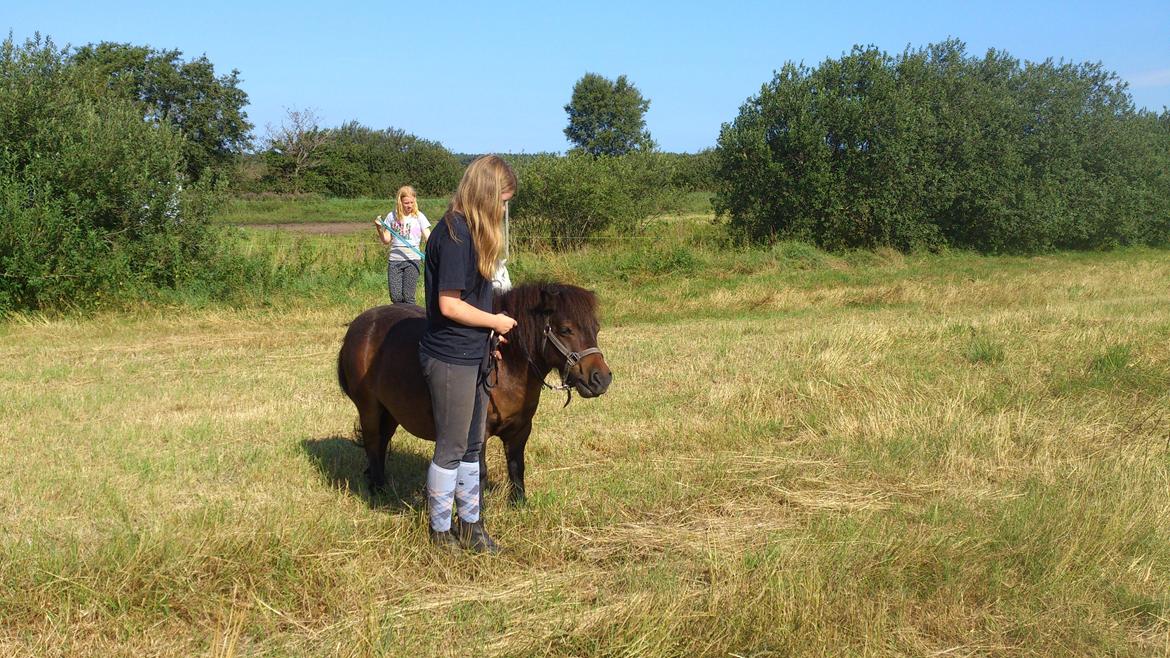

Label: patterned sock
[455,461,481,523]
[427,463,458,532]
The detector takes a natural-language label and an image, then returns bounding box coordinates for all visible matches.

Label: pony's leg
[501,423,533,504]
[361,405,397,492]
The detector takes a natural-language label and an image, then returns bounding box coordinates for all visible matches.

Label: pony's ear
[535,288,561,316]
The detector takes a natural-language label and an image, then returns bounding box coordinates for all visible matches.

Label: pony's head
[497,282,612,398]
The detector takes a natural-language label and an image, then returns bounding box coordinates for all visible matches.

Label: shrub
[715,40,1170,253]
[258,122,462,198]
[658,149,718,192]
[509,152,670,250]
[0,35,222,314]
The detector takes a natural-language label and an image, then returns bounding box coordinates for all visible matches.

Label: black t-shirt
[418,212,494,366]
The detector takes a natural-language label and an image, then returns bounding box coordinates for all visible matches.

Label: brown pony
[337,282,612,503]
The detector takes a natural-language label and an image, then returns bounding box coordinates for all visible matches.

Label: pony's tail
[337,348,350,398]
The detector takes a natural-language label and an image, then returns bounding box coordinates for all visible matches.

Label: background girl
[374,185,431,304]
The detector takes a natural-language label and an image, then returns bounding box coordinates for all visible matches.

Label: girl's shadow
[300,436,429,511]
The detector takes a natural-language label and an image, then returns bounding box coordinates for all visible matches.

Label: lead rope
[481,331,501,391]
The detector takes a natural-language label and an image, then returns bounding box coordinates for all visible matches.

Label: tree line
[244,111,465,198]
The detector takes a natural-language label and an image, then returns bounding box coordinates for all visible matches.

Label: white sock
[426,463,458,532]
[455,461,482,523]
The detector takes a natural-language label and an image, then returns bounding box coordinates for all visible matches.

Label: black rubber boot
[429,528,462,552]
[453,518,500,554]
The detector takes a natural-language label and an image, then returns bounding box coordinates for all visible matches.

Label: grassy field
[213,192,713,228]
[2,217,1169,656]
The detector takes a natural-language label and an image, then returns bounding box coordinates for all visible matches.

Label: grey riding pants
[419,352,487,470]
[387,259,421,304]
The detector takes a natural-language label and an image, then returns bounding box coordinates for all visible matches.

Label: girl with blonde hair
[373,185,431,304]
[418,155,518,552]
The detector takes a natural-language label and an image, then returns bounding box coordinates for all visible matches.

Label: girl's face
[401,195,417,214]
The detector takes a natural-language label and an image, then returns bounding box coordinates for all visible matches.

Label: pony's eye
[558,327,573,336]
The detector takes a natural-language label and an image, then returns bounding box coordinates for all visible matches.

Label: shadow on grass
[300,436,429,512]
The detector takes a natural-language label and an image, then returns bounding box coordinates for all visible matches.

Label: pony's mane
[495,281,599,370]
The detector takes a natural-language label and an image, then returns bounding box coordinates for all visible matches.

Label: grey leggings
[387,259,421,304]
[419,353,487,470]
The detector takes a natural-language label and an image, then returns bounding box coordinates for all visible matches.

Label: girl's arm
[419,214,431,241]
[438,291,516,334]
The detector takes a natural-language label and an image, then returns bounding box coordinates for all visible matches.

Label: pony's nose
[590,369,612,394]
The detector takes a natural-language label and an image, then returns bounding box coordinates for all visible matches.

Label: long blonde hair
[448,155,517,280]
[394,185,419,219]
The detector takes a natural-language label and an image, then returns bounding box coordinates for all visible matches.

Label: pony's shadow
[300,436,429,512]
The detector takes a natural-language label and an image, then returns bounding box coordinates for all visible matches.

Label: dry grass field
[2,237,1168,656]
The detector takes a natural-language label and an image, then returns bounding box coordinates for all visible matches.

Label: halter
[484,323,604,407]
[539,324,604,407]
[542,324,603,377]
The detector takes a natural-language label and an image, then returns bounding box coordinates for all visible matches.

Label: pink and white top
[386,211,431,261]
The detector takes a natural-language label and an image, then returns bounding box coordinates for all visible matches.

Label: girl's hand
[493,313,517,335]
[373,216,393,244]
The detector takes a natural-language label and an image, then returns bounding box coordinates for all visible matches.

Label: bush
[509,152,671,250]
[658,149,718,192]
[0,35,222,314]
[258,122,462,198]
[715,40,1170,253]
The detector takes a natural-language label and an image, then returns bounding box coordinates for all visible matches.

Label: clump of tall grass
[770,240,837,270]
[963,333,1006,365]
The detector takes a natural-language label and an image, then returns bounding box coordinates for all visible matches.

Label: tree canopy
[564,73,654,156]
[256,118,463,198]
[70,42,252,182]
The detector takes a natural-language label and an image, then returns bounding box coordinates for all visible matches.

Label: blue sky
[7,1,1170,154]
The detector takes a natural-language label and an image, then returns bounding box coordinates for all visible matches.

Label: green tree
[1,35,222,313]
[318,122,462,197]
[260,118,463,197]
[715,40,1170,252]
[69,42,252,181]
[564,73,654,156]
